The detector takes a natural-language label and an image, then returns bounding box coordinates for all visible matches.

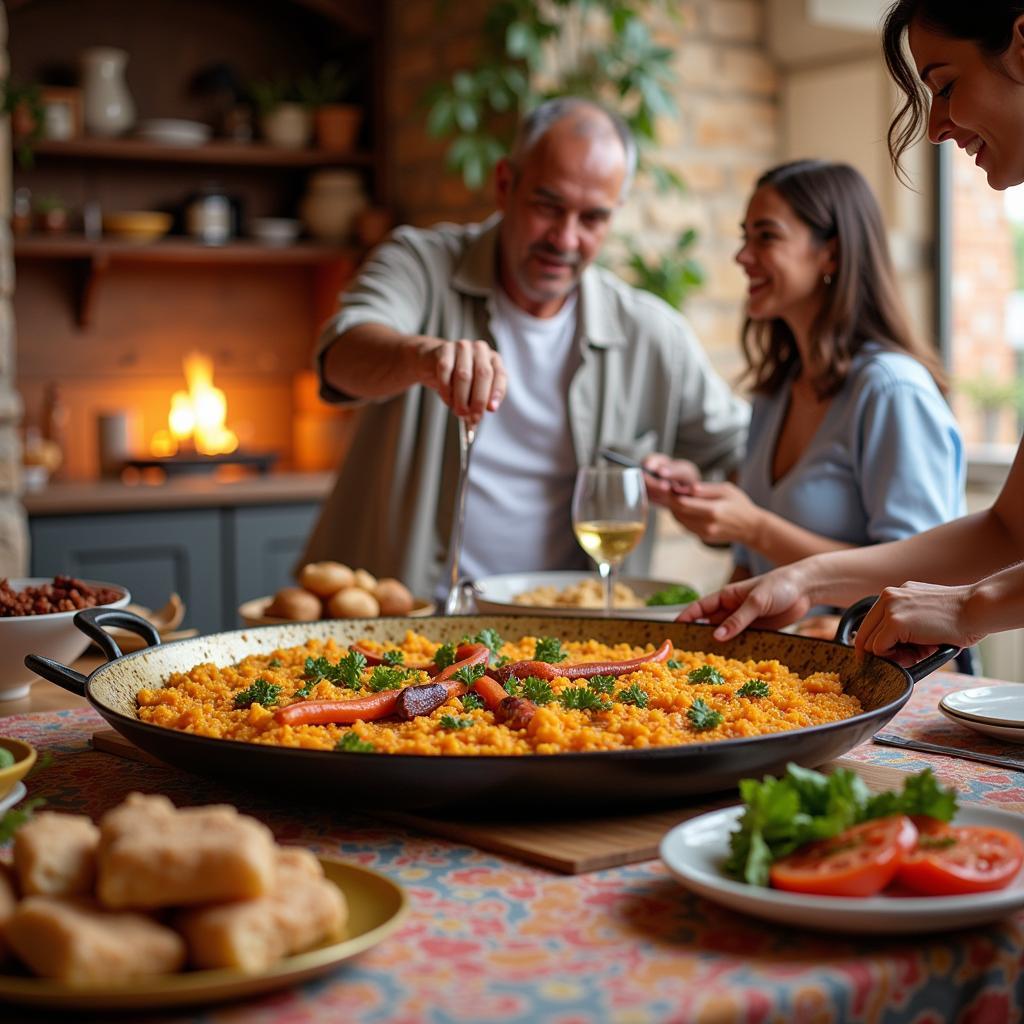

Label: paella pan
[26,602,955,811]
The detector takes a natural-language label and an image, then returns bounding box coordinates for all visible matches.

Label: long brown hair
[883,1,1024,177]
[741,160,947,399]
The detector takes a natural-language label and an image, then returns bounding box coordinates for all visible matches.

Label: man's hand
[416,338,507,426]
[664,481,762,546]
[642,454,700,506]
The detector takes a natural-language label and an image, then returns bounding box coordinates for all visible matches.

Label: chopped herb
[440,714,473,731]
[587,674,616,695]
[534,636,567,663]
[617,683,649,708]
[494,655,511,668]
[519,676,555,705]
[0,748,14,770]
[433,643,458,671]
[559,686,607,712]
[667,659,683,670]
[0,796,45,843]
[382,649,405,666]
[304,650,366,690]
[687,698,723,732]
[503,678,520,698]
[452,663,487,686]
[687,665,724,686]
[737,679,770,699]
[367,666,409,692]
[293,679,317,700]
[233,678,282,709]
[460,692,485,712]
[336,733,376,753]
[918,834,958,851]
[472,628,504,659]
[268,658,282,668]
[646,584,699,607]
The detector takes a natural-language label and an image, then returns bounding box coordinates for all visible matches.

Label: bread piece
[176,847,347,973]
[14,811,99,897]
[0,862,17,962]
[97,792,277,909]
[7,896,185,985]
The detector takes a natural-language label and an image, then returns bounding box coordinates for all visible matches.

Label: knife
[597,449,691,491]
[873,732,1024,772]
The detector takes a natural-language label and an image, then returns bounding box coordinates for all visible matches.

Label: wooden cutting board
[90,728,912,874]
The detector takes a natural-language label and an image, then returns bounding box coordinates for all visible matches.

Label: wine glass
[571,466,649,615]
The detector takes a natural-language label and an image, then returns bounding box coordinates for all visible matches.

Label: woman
[678,2,1024,664]
[646,160,964,639]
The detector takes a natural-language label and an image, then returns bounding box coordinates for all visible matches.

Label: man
[303,97,749,598]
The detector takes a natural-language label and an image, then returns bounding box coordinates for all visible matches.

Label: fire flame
[150,352,238,457]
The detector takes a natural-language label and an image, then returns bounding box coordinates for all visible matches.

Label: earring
[823,273,832,285]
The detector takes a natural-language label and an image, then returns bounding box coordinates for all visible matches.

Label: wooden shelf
[15,236,359,326]
[29,137,374,169]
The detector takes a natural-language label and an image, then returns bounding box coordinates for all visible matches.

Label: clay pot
[300,170,366,243]
[37,207,69,234]
[261,103,312,149]
[314,104,362,152]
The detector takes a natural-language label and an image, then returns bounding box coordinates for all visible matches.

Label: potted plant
[249,76,311,150]
[1,80,44,168]
[298,62,361,153]
[35,195,69,235]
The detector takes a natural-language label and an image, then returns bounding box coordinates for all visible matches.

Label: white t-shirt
[457,288,584,584]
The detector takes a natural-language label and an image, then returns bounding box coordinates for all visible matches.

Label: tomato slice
[896,823,1024,896]
[769,816,917,897]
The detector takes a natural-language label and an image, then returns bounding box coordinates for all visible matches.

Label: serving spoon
[443,417,478,615]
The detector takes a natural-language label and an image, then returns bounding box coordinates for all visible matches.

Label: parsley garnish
[667,659,683,670]
[0,796,45,843]
[233,678,281,709]
[336,733,376,753]
[367,666,409,692]
[587,674,616,695]
[494,655,511,668]
[433,643,458,671]
[268,658,282,668]
[617,683,649,708]
[559,686,607,711]
[452,663,487,686]
[382,649,405,666]
[304,650,366,690]
[471,628,504,659]
[460,692,484,711]
[294,679,317,700]
[534,636,567,663]
[440,714,473,730]
[687,698,723,731]
[688,665,724,685]
[519,676,555,704]
[503,678,520,697]
[737,679,770,699]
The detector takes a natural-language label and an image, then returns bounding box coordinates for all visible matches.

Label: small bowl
[4,578,130,702]
[239,594,434,627]
[102,211,172,242]
[250,217,301,246]
[0,737,37,799]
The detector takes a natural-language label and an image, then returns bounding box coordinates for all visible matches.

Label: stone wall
[0,3,28,575]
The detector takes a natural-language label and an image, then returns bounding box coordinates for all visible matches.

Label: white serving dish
[938,700,1024,743]
[1,579,130,701]
[472,570,697,620]
[136,118,212,146]
[660,803,1024,934]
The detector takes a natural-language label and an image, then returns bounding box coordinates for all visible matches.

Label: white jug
[81,47,135,137]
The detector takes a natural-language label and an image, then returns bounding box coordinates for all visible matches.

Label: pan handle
[73,607,162,663]
[24,655,89,696]
[835,595,959,683]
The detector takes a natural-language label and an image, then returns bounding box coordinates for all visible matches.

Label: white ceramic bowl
[0,578,130,702]
[136,118,212,146]
[473,570,698,620]
[250,217,301,246]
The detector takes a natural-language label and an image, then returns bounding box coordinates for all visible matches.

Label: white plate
[660,803,1024,934]
[473,570,697,620]
[938,702,1024,744]
[941,684,1024,727]
[0,780,26,816]
[136,119,211,146]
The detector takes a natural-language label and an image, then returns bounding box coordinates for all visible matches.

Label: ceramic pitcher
[81,47,135,137]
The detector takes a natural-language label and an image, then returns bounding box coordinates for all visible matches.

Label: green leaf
[864,767,957,822]
[453,663,487,686]
[467,628,504,659]
[268,658,282,668]
[461,691,485,711]
[336,733,376,753]
[440,714,473,731]
[0,748,14,770]
[519,676,555,704]
[687,665,724,686]
[616,683,648,708]
[533,637,567,663]
[0,796,45,843]
[233,678,281,709]
[434,643,458,671]
[687,698,723,732]
[666,659,683,670]
[367,666,409,692]
[737,679,770,699]
[646,584,699,607]
[382,649,405,667]
[587,674,616,695]
[558,686,607,712]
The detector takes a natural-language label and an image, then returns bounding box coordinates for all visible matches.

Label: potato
[297,561,354,598]
[265,587,322,621]
[374,578,414,616]
[352,569,378,592]
[326,587,379,619]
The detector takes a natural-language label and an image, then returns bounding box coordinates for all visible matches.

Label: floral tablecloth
[2,671,1024,1024]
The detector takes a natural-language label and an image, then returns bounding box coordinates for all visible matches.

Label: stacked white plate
[939,683,1024,742]
[136,119,212,146]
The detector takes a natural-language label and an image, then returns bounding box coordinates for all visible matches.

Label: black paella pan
[26,601,956,811]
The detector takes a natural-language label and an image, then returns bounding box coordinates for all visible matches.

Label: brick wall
[386,0,780,373]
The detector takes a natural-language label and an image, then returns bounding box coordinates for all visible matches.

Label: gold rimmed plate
[0,858,408,1011]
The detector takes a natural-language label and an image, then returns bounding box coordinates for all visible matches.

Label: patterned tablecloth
[3,670,1024,1024]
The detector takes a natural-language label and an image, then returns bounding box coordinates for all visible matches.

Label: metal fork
[444,417,477,615]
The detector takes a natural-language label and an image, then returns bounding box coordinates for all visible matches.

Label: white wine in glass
[572,466,648,614]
